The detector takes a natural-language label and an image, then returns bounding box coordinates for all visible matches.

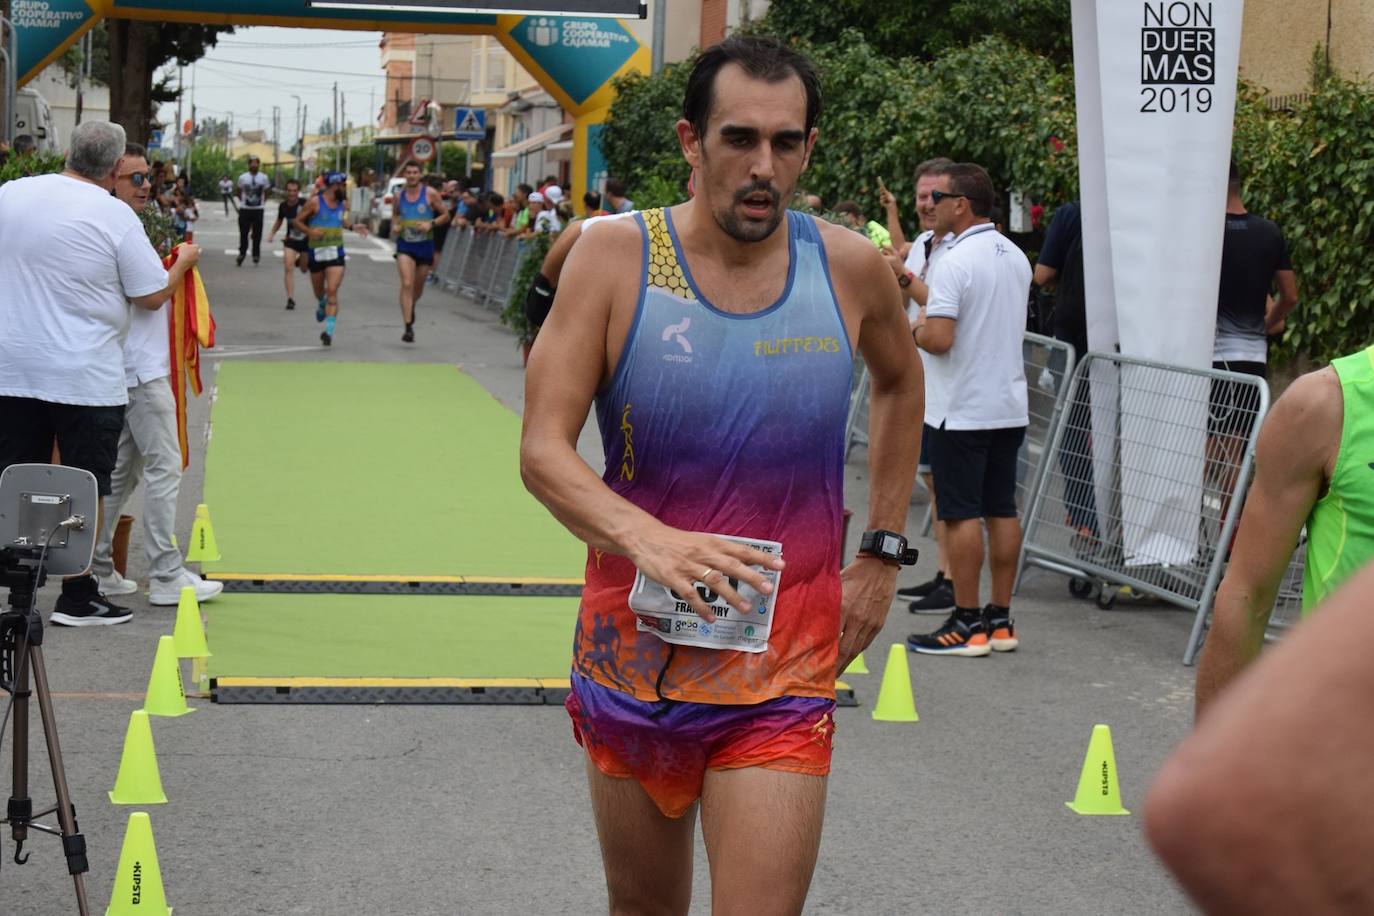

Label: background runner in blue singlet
[392,160,450,343]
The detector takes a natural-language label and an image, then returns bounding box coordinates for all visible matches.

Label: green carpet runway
[200,362,586,703]
[201,362,585,581]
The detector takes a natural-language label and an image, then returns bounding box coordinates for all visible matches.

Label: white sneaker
[96,571,139,596]
[149,570,225,606]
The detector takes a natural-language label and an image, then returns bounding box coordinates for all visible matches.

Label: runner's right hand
[626,524,784,623]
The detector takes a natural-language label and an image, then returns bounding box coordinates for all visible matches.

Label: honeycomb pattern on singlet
[642,208,694,300]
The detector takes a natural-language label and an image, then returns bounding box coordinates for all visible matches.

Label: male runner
[236,155,270,266]
[1194,346,1374,715]
[392,161,450,343]
[292,171,368,347]
[218,174,234,215]
[521,36,922,915]
[268,178,310,310]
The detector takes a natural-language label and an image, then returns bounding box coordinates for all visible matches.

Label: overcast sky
[155,27,388,142]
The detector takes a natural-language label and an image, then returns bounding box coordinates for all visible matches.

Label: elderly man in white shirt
[90,142,223,608]
[0,121,200,626]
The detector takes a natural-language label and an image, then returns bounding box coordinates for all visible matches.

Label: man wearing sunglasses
[907,162,1032,658]
[89,143,220,609]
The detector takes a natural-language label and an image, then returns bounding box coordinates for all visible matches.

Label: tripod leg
[29,646,91,916]
[7,626,31,864]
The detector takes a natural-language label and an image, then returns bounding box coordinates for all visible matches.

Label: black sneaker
[897,571,947,599]
[906,610,990,657]
[236,254,245,266]
[286,298,296,310]
[253,256,260,265]
[402,325,414,343]
[984,607,1019,652]
[320,331,332,347]
[51,578,133,627]
[908,581,956,614]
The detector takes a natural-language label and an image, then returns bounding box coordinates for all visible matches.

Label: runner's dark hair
[683,35,822,139]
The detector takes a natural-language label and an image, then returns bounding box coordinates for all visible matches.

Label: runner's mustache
[733,184,779,206]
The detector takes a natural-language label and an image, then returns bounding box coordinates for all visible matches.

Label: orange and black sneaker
[906,609,991,657]
[984,606,1019,652]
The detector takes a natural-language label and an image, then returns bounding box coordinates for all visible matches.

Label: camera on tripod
[0,464,100,915]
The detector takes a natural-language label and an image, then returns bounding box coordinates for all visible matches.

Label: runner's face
[286,184,299,203]
[404,166,421,188]
[916,174,940,231]
[681,64,815,244]
[249,160,259,173]
[114,156,151,211]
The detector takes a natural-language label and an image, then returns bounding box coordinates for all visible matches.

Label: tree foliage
[1232,74,1374,364]
[757,0,1072,64]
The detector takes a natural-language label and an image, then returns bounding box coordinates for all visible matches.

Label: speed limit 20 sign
[407,136,437,164]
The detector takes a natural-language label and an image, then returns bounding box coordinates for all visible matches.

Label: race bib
[629,534,783,653]
[312,245,341,263]
[288,226,307,242]
[401,223,429,243]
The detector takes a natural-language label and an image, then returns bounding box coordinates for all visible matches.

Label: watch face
[881,534,902,556]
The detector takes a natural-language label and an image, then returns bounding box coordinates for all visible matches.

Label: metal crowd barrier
[430,225,545,317]
[435,228,470,291]
[1016,352,1270,664]
[844,334,1076,542]
[842,361,870,463]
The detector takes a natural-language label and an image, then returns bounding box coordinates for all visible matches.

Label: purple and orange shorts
[565,671,836,818]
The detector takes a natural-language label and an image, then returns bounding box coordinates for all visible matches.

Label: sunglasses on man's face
[121,172,150,187]
[930,189,967,205]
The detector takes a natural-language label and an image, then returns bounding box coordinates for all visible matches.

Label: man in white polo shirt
[0,121,199,626]
[906,162,1032,657]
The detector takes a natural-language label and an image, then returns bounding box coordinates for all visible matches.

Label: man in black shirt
[1210,161,1299,513]
[1033,202,1098,549]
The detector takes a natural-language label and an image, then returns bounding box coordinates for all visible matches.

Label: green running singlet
[1303,344,1374,611]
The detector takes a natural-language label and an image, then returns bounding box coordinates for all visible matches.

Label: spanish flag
[165,244,215,468]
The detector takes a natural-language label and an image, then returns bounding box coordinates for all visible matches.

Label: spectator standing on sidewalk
[604,177,633,214]
[1032,201,1099,550]
[92,142,222,608]
[906,162,1032,657]
[881,156,958,612]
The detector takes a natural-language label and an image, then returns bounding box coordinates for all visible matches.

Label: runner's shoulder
[568,211,642,271]
[810,214,892,302]
[1264,367,1343,473]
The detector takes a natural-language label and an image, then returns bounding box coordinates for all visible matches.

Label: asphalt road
[4,205,1198,915]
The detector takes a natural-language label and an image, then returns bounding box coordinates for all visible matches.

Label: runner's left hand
[837,556,899,675]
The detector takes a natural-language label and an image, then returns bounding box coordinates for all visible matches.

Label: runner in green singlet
[1195,344,1374,716]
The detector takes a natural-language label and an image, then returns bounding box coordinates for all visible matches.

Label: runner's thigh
[700,766,827,916]
[586,758,696,916]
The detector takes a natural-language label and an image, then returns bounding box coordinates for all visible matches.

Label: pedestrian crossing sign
[454,108,486,141]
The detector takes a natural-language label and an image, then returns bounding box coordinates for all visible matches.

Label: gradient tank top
[574,208,853,705]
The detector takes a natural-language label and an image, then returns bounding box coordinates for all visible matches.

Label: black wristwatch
[897,271,914,288]
[858,529,919,566]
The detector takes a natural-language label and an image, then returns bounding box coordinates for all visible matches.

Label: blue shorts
[396,239,435,266]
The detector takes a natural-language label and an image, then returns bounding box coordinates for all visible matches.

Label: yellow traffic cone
[1065,724,1130,815]
[172,587,211,659]
[842,651,869,675]
[185,503,220,562]
[105,812,172,915]
[142,636,195,718]
[870,644,918,722]
[108,711,167,805]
